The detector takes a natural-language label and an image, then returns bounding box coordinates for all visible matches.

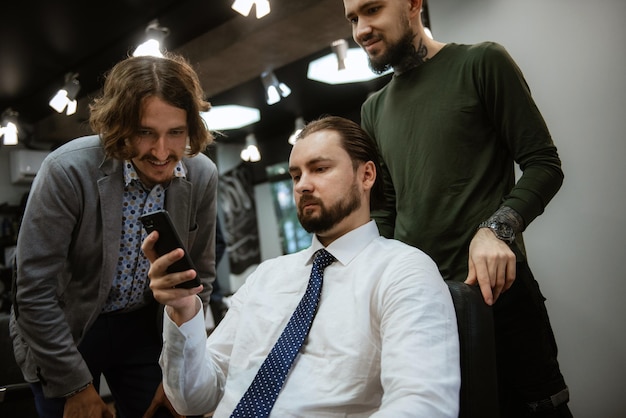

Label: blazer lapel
[97,158,124,296]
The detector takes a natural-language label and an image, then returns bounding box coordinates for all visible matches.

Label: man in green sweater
[343,0,572,416]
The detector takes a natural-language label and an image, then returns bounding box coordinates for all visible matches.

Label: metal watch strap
[478,220,515,244]
[63,381,92,398]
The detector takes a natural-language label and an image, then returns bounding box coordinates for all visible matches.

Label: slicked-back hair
[296,115,386,211]
[89,52,213,160]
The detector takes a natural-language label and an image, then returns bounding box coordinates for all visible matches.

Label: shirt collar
[306,220,380,267]
[123,160,187,187]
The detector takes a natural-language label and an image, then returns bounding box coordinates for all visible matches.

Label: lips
[363,40,381,56]
[299,197,321,212]
[148,159,169,166]
[301,202,317,211]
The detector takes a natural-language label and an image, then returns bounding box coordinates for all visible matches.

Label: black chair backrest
[446,281,499,418]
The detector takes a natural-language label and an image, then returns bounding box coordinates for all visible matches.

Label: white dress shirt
[160,220,460,417]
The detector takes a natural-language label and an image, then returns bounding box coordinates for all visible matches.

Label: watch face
[479,220,514,243]
[493,222,514,242]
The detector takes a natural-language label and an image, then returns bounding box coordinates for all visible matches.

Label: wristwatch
[478,220,515,244]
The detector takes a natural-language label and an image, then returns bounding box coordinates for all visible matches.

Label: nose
[294,172,313,195]
[151,136,169,160]
[354,19,372,44]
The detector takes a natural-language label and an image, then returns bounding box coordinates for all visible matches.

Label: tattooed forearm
[487,206,526,233]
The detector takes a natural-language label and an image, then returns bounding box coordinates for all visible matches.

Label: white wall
[429,0,625,416]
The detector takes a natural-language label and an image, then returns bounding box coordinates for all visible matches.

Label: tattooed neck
[395,37,429,75]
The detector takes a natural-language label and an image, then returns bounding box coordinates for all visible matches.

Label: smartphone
[139,209,201,289]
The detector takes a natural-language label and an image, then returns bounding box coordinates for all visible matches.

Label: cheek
[171,138,189,156]
[130,139,149,157]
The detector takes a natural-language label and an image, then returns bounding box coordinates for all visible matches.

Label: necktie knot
[313,248,335,270]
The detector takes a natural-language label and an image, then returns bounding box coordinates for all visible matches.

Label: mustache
[359,32,380,45]
[298,196,322,211]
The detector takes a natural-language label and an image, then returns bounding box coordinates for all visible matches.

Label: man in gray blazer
[9,53,218,418]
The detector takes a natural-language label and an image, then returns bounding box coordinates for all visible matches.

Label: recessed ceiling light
[201,105,261,131]
[307,47,392,85]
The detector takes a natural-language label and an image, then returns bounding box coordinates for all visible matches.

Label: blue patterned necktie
[230,249,336,418]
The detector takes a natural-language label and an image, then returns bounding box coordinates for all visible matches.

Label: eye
[169,129,187,137]
[289,172,300,182]
[367,6,381,15]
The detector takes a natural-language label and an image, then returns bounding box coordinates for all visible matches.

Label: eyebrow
[288,156,333,173]
[345,0,379,19]
[137,125,188,131]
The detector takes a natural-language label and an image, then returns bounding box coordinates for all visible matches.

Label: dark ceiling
[0,0,394,161]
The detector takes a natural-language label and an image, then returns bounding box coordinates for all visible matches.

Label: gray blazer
[9,135,218,398]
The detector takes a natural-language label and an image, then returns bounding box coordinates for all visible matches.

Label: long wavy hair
[89,52,213,160]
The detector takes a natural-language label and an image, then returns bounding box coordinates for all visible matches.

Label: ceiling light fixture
[0,108,19,145]
[288,116,305,145]
[240,133,261,162]
[133,19,170,57]
[49,72,81,115]
[200,105,261,131]
[307,40,392,85]
[231,0,271,19]
[261,70,291,105]
[331,39,348,70]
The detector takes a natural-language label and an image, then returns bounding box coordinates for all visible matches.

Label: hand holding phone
[139,209,201,289]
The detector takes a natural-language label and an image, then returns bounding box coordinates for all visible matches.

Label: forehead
[344,0,381,15]
[140,96,187,123]
[289,130,346,166]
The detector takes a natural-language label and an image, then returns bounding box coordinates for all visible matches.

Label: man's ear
[360,160,377,191]
[408,0,423,19]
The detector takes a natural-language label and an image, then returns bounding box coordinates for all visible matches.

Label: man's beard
[368,28,416,74]
[297,182,361,234]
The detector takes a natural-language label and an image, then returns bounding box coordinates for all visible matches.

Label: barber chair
[446,281,500,418]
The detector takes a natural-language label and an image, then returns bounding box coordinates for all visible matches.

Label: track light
[0,108,19,145]
[232,0,271,19]
[331,39,349,70]
[133,19,169,57]
[261,70,291,105]
[288,116,305,145]
[49,72,80,115]
[240,133,261,162]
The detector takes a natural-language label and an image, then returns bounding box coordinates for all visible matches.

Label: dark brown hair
[296,115,385,211]
[89,52,213,159]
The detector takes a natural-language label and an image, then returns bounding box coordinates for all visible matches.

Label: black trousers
[31,302,175,418]
[494,260,572,417]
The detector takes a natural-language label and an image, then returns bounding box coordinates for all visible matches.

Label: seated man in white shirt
[142,115,461,417]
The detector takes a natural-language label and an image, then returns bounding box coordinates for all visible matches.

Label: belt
[527,387,570,413]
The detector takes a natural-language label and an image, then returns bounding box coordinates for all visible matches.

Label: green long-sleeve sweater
[362,42,563,282]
